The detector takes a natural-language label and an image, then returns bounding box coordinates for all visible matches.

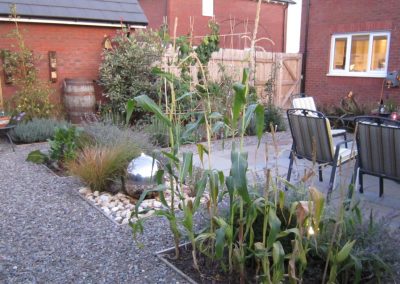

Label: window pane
[371,36,387,71]
[202,0,214,16]
[333,38,347,70]
[350,35,369,72]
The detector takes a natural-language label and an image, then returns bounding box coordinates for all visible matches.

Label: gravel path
[0,144,186,283]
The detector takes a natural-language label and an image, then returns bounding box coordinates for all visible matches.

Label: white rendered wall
[286,0,302,53]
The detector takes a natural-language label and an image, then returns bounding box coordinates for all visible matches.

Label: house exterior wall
[0,23,118,105]
[138,0,168,29]
[140,0,287,51]
[303,0,400,107]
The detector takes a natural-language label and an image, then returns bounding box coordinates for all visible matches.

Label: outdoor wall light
[48,51,57,83]
[385,70,400,88]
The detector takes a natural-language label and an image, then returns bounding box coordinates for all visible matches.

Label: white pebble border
[78,186,209,225]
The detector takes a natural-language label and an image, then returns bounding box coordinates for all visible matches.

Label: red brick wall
[138,0,168,30]
[303,0,400,108]
[0,23,118,105]
[140,0,286,51]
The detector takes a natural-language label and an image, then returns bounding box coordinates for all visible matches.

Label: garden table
[0,125,15,152]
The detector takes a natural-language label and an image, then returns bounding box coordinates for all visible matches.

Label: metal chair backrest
[292,97,317,111]
[287,109,334,164]
[355,116,400,180]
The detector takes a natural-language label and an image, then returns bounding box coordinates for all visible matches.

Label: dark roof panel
[0,0,148,25]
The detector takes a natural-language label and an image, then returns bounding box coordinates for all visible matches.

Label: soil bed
[158,244,357,284]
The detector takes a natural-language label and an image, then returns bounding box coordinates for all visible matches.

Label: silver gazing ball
[127,153,159,184]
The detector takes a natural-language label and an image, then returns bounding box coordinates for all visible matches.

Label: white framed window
[202,0,214,17]
[328,32,390,78]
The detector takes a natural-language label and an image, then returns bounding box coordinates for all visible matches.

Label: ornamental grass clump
[66,143,140,192]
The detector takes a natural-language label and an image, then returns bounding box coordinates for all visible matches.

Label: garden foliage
[10,118,69,143]
[67,143,140,192]
[131,66,397,283]
[2,5,55,120]
[49,126,81,163]
[99,29,163,113]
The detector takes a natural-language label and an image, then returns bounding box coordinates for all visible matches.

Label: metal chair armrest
[335,139,353,149]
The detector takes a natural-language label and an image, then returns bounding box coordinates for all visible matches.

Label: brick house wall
[302,0,400,108]
[139,0,287,51]
[0,23,119,105]
[138,0,168,30]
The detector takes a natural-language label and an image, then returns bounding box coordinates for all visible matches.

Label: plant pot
[0,116,11,128]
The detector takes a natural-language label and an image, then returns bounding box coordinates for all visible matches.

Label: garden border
[155,243,197,284]
[73,187,123,227]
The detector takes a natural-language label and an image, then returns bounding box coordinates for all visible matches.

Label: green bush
[10,118,69,143]
[264,105,286,132]
[49,126,81,163]
[98,29,163,113]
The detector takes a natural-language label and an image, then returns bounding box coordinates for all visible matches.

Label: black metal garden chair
[291,96,348,143]
[354,116,400,197]
[286,109,357,200]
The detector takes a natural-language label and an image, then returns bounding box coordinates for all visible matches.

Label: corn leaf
[336,240,356,263]
[134,95,171,127]
[125,99,135,125]
[179,152,193,181]
[230,151,250,203]
[243,104,257,132]
[196,144,209,167]
[267,208,282,249]
[193,175,207,211]
[232,82,246,130]
[183,114,205,139]
[215,227,226,259]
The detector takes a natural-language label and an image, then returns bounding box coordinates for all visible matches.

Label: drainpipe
[301,0,310,93]
[282,3,289,52]
[164,0,168,20]
[166,0,172,33]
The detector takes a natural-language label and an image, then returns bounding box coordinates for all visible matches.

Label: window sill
[326,72,387,78]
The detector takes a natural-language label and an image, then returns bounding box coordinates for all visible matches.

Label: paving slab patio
[189,132,400,230]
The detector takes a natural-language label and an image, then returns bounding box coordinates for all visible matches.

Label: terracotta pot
[0,116,11,128]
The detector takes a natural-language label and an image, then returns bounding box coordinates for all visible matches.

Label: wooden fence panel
[162,48,302,109]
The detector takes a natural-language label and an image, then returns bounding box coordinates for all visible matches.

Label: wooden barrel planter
[63,78,95,123]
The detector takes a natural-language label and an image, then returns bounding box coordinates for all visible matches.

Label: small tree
[1,5,54,120]
[99,29,164,113]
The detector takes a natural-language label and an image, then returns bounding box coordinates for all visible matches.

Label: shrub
[66,143,140,192]
[263,105,286,132]
[81,122,154,153]
[10,118,69,143]
[98,29,163,113]
[49,126,81,163]
[247,105,286,135]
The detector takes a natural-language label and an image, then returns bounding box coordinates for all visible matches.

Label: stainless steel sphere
[127,153,159,184]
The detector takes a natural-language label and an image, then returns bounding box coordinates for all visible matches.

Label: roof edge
[0,16,147,28]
